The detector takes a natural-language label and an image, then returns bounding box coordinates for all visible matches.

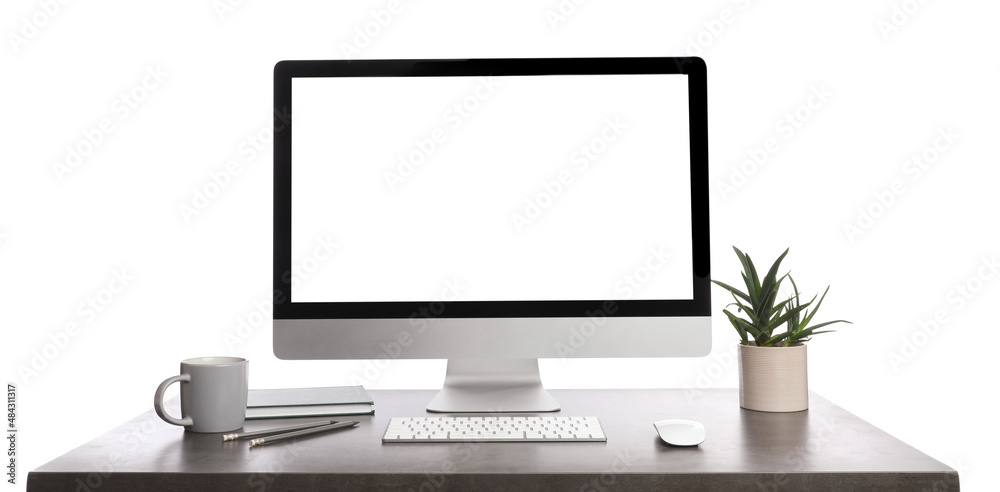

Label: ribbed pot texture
[738,343,808,412]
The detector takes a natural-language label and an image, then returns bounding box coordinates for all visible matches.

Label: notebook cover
[245,403,374,419]
[247,385,374,408]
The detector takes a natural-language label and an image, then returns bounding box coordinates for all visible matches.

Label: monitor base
[426,358,560,413]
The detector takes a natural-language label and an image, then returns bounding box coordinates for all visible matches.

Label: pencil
[222,420,337,441]
[249,421,359,447]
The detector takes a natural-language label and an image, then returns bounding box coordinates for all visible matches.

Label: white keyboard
[382,416,607,442]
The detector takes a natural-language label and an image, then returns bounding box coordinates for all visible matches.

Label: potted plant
[712,247,850,412]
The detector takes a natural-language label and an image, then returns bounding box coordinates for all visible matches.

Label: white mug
[153,357,248,433]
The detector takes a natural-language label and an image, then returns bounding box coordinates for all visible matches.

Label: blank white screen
[291,73,692,302]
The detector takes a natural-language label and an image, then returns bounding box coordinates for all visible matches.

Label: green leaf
[764,331,791,346]
[734,246,761,300]
[724,310,761,338]
[797,320,851,335]
[755,330,772,346]
[784,277,811,334]
[789,330,836,344]
[768,298,792,321]
[722,309,750,345]
[757,279,777,309]
[711,280,751,303]
[763,302,810,333]
[762,248,789,288]
[797,286,829,330]
[742,272,758,305]
[756,284,778,321]
[732,297,760,326]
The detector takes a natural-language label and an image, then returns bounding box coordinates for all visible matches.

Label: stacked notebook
[245,385,374,419]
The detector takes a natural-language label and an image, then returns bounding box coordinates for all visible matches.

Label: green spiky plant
[711,247,850,347]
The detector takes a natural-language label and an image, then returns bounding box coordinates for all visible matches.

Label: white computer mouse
[653,419,706,446]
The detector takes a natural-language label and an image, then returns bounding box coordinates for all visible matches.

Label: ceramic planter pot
[738,343,808,412]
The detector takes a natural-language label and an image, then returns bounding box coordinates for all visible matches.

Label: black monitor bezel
[274,57,710,319]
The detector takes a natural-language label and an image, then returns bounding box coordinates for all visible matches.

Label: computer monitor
[273,57,711,412]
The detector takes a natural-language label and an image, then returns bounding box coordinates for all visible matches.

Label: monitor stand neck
[426,358,561,413]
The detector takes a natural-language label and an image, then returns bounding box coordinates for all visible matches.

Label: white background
[2,1,997,490]
[292,74,692,302]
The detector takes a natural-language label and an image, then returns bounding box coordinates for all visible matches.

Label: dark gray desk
[29,389,958,491]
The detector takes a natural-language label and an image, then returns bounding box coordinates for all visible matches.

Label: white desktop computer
[272,57,711,413]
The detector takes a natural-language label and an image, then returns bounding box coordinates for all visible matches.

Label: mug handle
[153,374,194,427]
